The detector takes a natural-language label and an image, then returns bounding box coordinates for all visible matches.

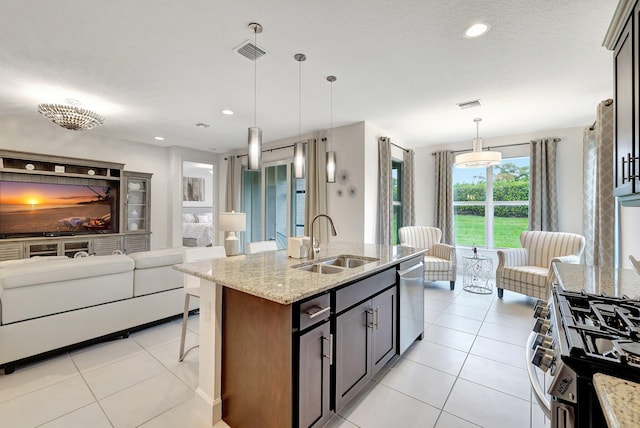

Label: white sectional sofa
[0,248,192,374]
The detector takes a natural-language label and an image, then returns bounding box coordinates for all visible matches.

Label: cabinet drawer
[336,268,396,314]
[299,293,331,331]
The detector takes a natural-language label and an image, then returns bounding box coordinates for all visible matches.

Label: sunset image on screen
[0,181,113,235]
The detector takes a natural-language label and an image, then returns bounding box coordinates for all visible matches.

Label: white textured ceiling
[0,0,618,152]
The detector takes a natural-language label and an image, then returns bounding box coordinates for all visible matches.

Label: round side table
[462,254,493,294]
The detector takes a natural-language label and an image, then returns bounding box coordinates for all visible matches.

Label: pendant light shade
[294,53,307,179]
[247,22,263,171]
[455,118,502,169]
[326,151,336,183]
[294,141,305,179]
[326,75,337,183]
[248,127,262,170]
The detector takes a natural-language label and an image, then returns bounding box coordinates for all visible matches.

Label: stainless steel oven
[527,286,640,428]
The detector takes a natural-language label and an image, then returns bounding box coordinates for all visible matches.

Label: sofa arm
[431,243,456,270]
[496,248,528,289]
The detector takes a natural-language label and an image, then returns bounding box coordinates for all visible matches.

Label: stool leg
[179,293,190,362]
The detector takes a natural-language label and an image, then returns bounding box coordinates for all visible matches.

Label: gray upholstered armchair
[496,231,585,300]
[398,226,457,290]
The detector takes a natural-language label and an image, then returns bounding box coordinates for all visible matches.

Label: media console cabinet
[0,149,151,260]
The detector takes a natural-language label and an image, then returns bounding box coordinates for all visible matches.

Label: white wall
[0,116,217,249]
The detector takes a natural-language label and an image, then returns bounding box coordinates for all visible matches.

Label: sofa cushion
[502,265,548,288]
[423,255,452,271]
[0,256,68,269]
[128,248,184,270]
[129,248,185,296]
[0,255,134,324]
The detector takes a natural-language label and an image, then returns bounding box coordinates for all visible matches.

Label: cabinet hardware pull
[306,305,330,319]
[374,306,379,330]
[323,334,333,365]
[366,308,374,329]
[629,152,634,182]
[622,155,628,183]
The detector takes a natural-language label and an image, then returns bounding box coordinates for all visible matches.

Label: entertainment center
[0,149,151,261]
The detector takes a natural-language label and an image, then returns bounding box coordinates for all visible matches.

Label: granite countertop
[553,263,640,298]
[174,242,425,305]
[594,373,640,428]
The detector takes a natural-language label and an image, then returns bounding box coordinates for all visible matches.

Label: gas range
[528,286,640,428]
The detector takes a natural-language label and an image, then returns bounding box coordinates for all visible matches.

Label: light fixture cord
[253,26,257,128]
[299,58,302,144]
[330,79,333,152]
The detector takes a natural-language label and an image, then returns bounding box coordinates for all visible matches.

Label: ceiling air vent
[456,99,481,110]
[235,40,266,61]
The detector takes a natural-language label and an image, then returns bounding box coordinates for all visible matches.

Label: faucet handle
[313,238,320,253]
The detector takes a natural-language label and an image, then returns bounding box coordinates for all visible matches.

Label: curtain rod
[431,138,561,156]
[379,136,410,153]
[224,141,309,161]
[589,98,614,130]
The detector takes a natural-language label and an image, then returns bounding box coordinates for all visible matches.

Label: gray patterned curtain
[434,150,454,245]
[402,149,415,226]
[305,136,329,242]
[583,99,614,267]
[378,137,393,245]
[529,139,559,231]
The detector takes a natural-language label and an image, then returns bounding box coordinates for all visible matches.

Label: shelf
[0,167,120,181]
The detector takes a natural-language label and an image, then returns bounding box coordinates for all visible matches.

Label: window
[453,157,529,249]
[243,161,305,250]
[392,160,403,245]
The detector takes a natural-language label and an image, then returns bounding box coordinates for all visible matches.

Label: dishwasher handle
[398,261,424,277]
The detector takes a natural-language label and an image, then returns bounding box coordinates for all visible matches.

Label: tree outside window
[453,157,529,249]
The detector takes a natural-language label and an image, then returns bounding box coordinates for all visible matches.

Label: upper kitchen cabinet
[606,0,640,205]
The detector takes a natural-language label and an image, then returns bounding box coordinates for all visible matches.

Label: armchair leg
[450,281,455,290]
[497,288,504,299]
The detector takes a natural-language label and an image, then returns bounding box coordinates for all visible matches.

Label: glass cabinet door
[123,172,151,233]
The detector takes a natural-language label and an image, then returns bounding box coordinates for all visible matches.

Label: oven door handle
[526,332,552,419]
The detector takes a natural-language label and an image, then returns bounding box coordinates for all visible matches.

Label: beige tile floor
[0,278,550,428]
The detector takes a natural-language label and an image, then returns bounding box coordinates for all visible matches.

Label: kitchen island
[174,242,426,428]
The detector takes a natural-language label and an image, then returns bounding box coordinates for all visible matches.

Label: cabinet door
[298,321,332,428]
[335,301,371,411]
[371,287,397,374]
[614,15,635,196]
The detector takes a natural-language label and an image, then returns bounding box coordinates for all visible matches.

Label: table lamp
[219,211,246,256]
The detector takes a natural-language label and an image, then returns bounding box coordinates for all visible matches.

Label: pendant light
[455,118,501,168]
[294,53,306,179]
[247,22,263,171]
[326,75,337,183]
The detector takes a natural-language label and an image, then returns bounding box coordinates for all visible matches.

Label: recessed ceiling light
[221,109,234,115]
[154,136,164,141]
[464,22,491,38]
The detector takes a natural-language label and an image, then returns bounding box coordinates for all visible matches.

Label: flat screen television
[0,180,119,238]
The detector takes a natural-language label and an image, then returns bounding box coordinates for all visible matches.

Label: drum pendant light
[247,23,263,171]
[326,75,337,183]
[294,53,306,179]
[455,118,501,168]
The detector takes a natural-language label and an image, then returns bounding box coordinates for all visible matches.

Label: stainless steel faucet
[308,214,338,260]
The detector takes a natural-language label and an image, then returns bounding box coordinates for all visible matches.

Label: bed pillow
[182,213,196,223]
[197,214,210,223]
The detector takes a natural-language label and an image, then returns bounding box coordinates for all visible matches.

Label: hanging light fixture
[247,22,263,171]
[37,98,104,131]
[294,53,306,179]
[455,118,501,168]
[326,75,337,183]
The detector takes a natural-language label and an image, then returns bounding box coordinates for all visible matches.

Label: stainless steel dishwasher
[397,256,424,354]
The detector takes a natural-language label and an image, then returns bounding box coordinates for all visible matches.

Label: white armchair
[398,226,457,290]
[496,231,585,300]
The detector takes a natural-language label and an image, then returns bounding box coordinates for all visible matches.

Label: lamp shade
[247,127,262,171]
[455,150,502,168]
[326,151,336,183]
[294,141,305,179]
[219,212,246,232]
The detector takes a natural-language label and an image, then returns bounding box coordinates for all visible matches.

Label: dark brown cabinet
[298,320,332,428]
[608,0,640,205]
[335,285,396,411]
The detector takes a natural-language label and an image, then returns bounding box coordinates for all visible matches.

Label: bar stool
[179,246,226,362]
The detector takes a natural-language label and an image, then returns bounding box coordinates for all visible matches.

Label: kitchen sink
[321,255,379,268]
[292,255,379,274]
[294,263,345,274]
